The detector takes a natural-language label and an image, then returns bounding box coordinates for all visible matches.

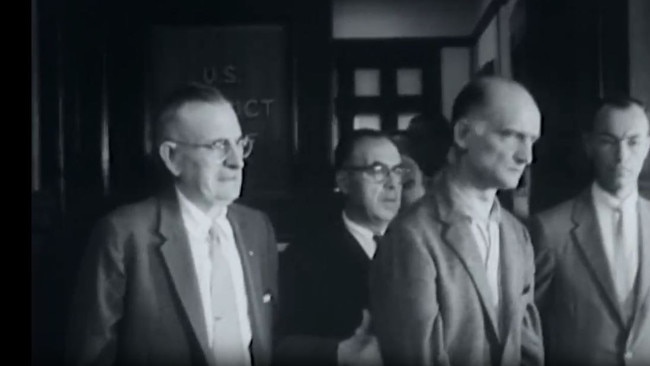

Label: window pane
[396,68,422,96]
[398,113,418,130]
[353,114,381,130]
[354,69,380,96]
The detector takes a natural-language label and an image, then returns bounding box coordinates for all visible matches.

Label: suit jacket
[369,170,544,366]
[530,188,650,366]
[66,186,279,366]
[275,214,371,365]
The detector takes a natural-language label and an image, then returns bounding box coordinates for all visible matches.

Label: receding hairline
[334,131,397,171]
[348,135,397,158]
[451,77,537,124]
[592,102,650,132]
[157,98,233,143]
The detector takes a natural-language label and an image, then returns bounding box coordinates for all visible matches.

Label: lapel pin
[263,293,272,303]
[248,250,254,256]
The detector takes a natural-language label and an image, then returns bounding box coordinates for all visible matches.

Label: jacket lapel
[434,175,501,341]
[157,189,215,365]
[227,207,267,361]
[442,221,501,340]
[629,198,650,343]
[337,218,372,268]
[497,215,526,343]
[571,189,625,326]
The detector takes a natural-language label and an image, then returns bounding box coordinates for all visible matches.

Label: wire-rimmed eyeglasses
[168,134,256,161]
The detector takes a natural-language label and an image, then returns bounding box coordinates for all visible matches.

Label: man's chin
[213,191,241,205]
[376,208,399,222]
[491,174,521,190]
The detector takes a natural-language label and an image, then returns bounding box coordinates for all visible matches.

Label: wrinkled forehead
[348,137,402,166]
[594,105,650,136]
[477,91,541,137]
[175,101,242,140]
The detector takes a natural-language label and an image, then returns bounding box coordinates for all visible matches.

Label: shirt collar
[445,173,501,224]
[175,186,228,236]
[342,210,381,240]
[591,182,638,212]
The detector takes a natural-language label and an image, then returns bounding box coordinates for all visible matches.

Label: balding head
[451,76,538,126]
[449,77,542,190]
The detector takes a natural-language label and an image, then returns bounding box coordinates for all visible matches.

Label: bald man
[531,97,650,366]
[369,77,544,366]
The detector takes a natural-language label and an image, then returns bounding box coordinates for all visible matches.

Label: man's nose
[223,145,245,168]
[514,140,534,165]
[616,142,630,163]
[383,170,401,189]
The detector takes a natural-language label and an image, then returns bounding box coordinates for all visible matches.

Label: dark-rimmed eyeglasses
[343,162,410,183]
[168,134,256,161]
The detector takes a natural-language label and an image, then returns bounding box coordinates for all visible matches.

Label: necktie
[613,208,633,304]
[208,221,251,366]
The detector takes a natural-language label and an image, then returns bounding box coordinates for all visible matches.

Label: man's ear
[335,170,350,195]
[453,118,472,150]
[159,142,182,177]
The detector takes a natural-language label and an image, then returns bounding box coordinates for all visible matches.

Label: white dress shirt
[591,182,639,301]
[342,211,382,259]
[448,182,501,309]
[176,188,252,351]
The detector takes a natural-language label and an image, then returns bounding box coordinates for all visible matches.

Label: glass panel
[353,114,381,130]
[354,69,380,96]
[396,68,422,96]
[398,113,418,130]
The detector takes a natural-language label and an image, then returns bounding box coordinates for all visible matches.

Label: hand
[337,310,383,366]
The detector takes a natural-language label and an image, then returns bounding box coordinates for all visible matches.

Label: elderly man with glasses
[277,129,406,366]
[67,83,279,366]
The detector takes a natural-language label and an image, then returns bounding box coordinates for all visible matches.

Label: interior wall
[333,0,478,38]
[629,0,650,196]
[441,47,471,119]
[476,16,498,71]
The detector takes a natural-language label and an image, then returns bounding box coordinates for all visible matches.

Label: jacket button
[624,351,633,360]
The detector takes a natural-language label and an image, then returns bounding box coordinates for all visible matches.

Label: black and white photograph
[31,0,650,365]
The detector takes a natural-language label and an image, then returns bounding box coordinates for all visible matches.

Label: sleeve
[520,224,546,366]
[369,223,447,366]
[528,216,557,316]
[65,216,127,366]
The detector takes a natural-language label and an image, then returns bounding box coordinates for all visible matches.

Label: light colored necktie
[208,221,251,366]
[613,208,633,303]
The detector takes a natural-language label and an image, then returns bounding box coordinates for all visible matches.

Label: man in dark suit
[369,76,545,366]
[531,96,650,366]
[277,129,406,365]
[66,83,279,366]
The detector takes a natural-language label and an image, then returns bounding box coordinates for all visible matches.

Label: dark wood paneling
[511,0,630,214]
[32,1,334,363]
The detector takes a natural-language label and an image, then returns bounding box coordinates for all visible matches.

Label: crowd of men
[65,76,650,366]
